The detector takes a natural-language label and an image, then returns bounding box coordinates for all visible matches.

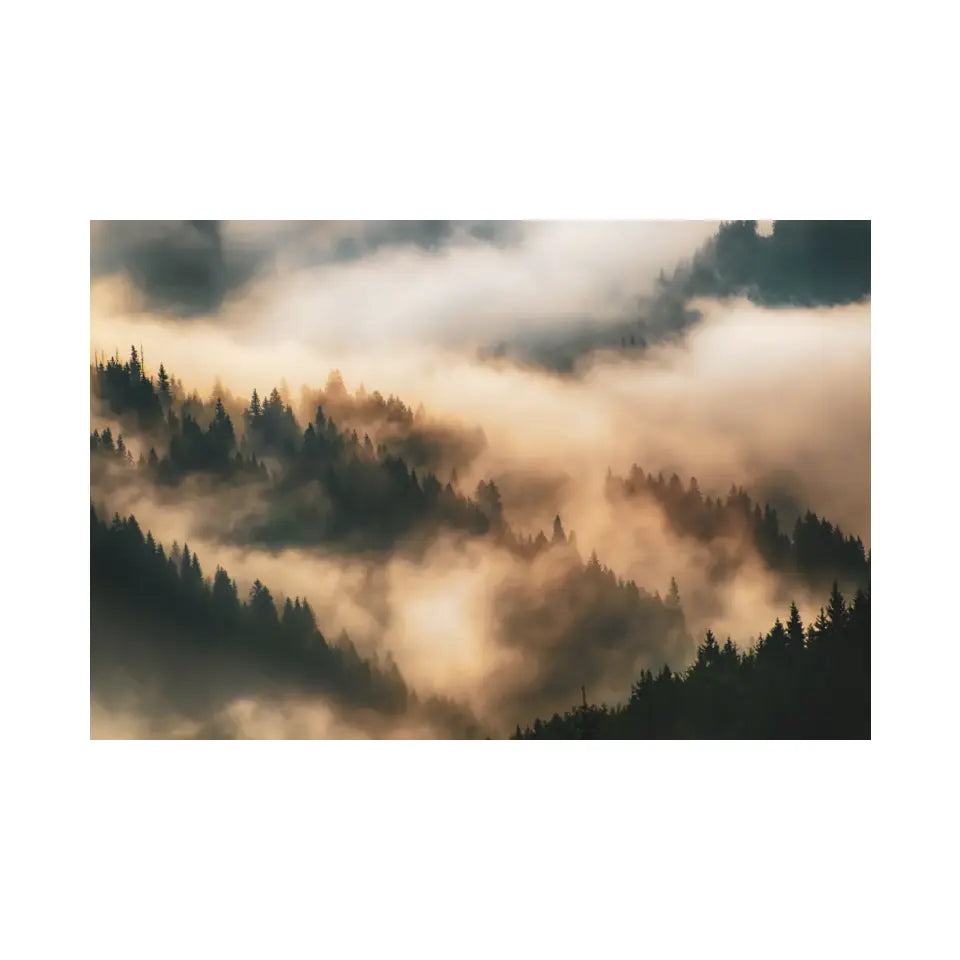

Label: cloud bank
[90,221,870,737]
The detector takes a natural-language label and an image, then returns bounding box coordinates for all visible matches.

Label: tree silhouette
[92,352,869,740]
[89,504,438,725]
[607,466,869,594]
[515,585,870,739]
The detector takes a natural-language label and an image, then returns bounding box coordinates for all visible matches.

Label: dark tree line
[90,504,415,717]
[91,504,486,736]
[92,346,177,432]
[92,352,868,581]
[92,351,484,478]
[636,220,870,347]
[92,421,269,486]
[89,501,691,737]
[91,376,696,710]
[90,427,134,465]
[606,466,870,593]
[246,399,496,550]
[91,352,574,555]
[476,221,871,372]
[515,583,869,739]
[660,220,871,309]
[91,351,869,738]
[302,371,487,477]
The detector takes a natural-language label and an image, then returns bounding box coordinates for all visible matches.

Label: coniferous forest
[90,220,871,739]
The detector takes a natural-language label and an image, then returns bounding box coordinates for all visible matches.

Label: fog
[92,297,870,541]
[92,220,719,341]
[90,221,869,738]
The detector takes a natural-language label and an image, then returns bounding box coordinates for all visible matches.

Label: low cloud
[90,223,869,736]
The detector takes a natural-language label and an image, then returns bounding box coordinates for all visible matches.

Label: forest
[515,584,869,739]
[605,466,870,594]
[91,366,869,735]
[481,220,871,371]
[90,219,871,739]
[663,219,871,307]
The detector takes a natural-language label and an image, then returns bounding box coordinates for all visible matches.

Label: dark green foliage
[474,221,870,373]
[244,387,301,458]
[156,363,171,406]
[91,358,502,550]
[91,354,869,740]
[516,584,870,739]
[300,376,487,477]
[607,466,869,593]
[89,504,411,716]
[159,401,259,480]
[666,220,870,307]
[92,346,164,430]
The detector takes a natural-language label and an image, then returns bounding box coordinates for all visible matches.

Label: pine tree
[765,618,788,659]
[667,577,681,608]
[157,364,170,401]
[698,629,719,666]
[786,602,805,653]
[552,514,565,544]
[129,345,141,381]
[826,582,847,631]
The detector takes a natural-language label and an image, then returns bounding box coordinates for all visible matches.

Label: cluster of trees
[90,427,134,464]
[92,354,485,484]
[89,505,692,738]
[90,353,569,553]
[662,220,871,308]
[92,347,250,441]
[90,362,700,729]
[301,372,487,476]
[92,347,176,431]
[161,399,270,481]
[606,466,870,592]
[242,387,302,458]
[90,367,701,697]
[91,504,413,715]
[477,221,871,372]
[493,543,691,717]
[90,350,870,738]
[515,582,869,738]
[306,371,418,430]
[249,401,495,550]
[91,417,268,484]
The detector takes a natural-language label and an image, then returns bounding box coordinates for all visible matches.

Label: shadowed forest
[90,220,870,739]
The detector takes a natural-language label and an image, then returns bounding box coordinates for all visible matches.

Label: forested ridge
[90,351,693,727]
[90,349,694,692]
[637,220,870,346]
[662,220,870,307]
[515,584,870,739]
[92,347,868,588]
[90,505,481,737]
[93,349,525,552]
[482,220,871,371]
[606,466,870,594]
[90,342,870,739]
